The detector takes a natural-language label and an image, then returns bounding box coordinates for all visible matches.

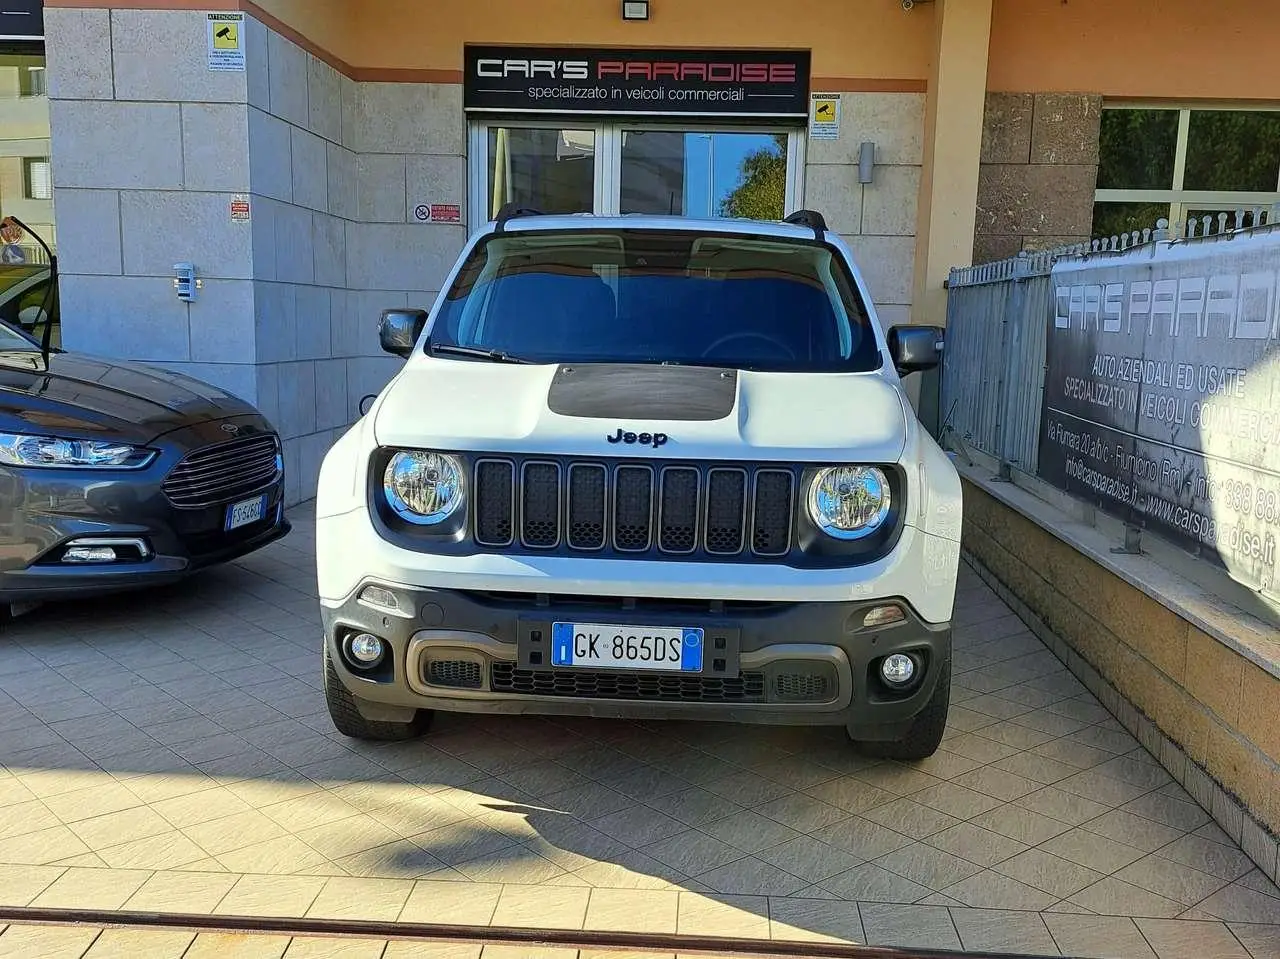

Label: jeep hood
[374,360,910,463]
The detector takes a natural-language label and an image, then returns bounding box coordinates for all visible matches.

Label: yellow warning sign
[206,12,246,72]
[212,21,238,49]
[809,93,841,140]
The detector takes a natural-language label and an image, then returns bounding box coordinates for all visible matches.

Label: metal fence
[939,204,1280,477]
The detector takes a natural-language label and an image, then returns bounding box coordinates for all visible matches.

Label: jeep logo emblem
[607,428,668,449]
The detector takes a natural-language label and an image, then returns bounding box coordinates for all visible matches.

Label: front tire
[323,649,432,741]
[849,658,950,761]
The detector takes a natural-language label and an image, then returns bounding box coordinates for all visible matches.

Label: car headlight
[807,466,891,540]
[0,433,156,469]
[383,451,464,525]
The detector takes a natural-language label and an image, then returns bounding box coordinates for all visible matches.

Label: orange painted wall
[341,0,934,82]
[249,0,352,68]
[988,0,1280,99]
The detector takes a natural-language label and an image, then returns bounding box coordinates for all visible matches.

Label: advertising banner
[1039,232,1280,599]
[463,45,810,119]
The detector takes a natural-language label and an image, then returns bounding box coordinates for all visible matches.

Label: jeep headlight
[383,451,464,525]
[807,466,891,540]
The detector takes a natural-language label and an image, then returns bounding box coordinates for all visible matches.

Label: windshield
[428,229,882,372]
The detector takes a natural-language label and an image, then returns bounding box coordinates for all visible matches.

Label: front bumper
[323,582,950,736]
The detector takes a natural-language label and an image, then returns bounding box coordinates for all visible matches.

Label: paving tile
[1042,914,1157,959]
[695,856,807,897]
[215,874,327,918]
[859,902,961,950]
[700,770,791,806]
[923,822,1029,869]
[820,863,930,903]
[0,824,92,864]
[860,798,960,839]
[305,876,412,921]
[752,793,847,833]
[805,775,895,814]
[1135,918,1251,959]
[384,945,480,959]
[81,928,196,958]
[30,866,151,910]
[875,841,983,891]
[992,848,1104,899]
[0,925,101,958]
[478,946,577,958]
[1067,877,1185,918]
[912,781,1005,820]
[1158,834,1258,881]
[949,765,1041,802]
[768,897,865,943]
[42,783,144,825]
[69,807,174,850]
[949,908,1059,956]
[296,815,402,861]
[583,888,678,933]
[1017,785,1116,826]
[399,878,502,924]
[1121,792,1212,833]
[1083,810,1187,853]
[641,830,745,877]
[1194,883,1280,924]
[1229,923,1280,959]
[675,891,770,937]
[943,869,1059,911]
[699,811,801,853]
[588,807,686,849]
[450,845,565,885]
[282,939,387,958]
[490,883,590,929]
[755,835,861,884]
[1115,854,1231,906]
[849,763,943,796]
[1194,820,1236,846]
[989,751,1080,785]
[1039,827,1148,874]
[970,805,1071,845]
[124,870,239,913]
[0,863,64,905]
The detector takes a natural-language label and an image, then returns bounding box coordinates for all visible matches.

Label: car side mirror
[379,308,428,358]
[887,324,944,376]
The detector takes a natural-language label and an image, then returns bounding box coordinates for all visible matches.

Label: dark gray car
[0,318,289,610]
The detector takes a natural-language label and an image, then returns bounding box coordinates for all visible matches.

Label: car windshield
[428,229,882,372]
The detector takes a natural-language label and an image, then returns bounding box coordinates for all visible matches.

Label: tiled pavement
[0,507,1277,959]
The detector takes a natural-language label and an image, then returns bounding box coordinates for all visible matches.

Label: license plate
[225,494,267,531]
[551,623,704,672]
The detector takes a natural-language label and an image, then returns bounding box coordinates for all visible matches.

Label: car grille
[163,434,281,508]
[490,662,767,702]
[472,457,795,560]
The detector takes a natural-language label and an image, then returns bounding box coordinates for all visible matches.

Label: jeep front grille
[472,456,794,560]
[490,663,767,702]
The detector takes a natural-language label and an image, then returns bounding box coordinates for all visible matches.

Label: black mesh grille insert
[567,464,606,550]
[752,470,794,556]
[613,466,653,552]
[491,663,766,702]
[474,460,514,546]
[426,660,482,689]
[658,467,699,553]
[705,469,747,554]
[521,462,560,547]
[773,673,832,703]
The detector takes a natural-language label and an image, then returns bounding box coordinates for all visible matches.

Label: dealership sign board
[463,45,810,119]
[0,0,42,40]
[1039,231,1280,600]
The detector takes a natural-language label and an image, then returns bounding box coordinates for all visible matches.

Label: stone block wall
[972,93,1101,265]
[804,93,924,330]
[47,8,467,505]
[962,479,1280,882]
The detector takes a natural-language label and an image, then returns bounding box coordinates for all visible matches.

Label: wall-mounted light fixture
[622,0,649,20]
[858,141,876,184]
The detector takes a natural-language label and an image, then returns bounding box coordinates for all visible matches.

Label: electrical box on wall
[173,263,201,302]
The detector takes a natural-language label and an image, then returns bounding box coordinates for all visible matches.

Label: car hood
[374,360,910,463]
[0,350,260,445]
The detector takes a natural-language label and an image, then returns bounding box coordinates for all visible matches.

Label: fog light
[346,633,385,668]
[863,604,906,628]
[63,546,117,564]
[358,585,402,615]
[880,653,916,687]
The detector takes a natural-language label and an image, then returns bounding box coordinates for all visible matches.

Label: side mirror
[887,324,944,376]
[379,308,428,358]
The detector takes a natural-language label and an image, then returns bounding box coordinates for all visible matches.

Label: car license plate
[551,623,704,672]
[225,494,267,531]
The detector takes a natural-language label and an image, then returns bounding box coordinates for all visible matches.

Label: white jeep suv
[315,208,962,760]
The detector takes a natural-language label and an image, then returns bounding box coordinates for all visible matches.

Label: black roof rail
[494,203,543,233]
[782,209,828,240]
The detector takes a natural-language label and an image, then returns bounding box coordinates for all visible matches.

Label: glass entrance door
[468,122,804,231]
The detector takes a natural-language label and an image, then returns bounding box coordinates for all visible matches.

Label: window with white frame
[1092,105,1280,239]
[23,157,51,200]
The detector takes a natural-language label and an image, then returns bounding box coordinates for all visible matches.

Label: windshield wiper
[428,344,530,364]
